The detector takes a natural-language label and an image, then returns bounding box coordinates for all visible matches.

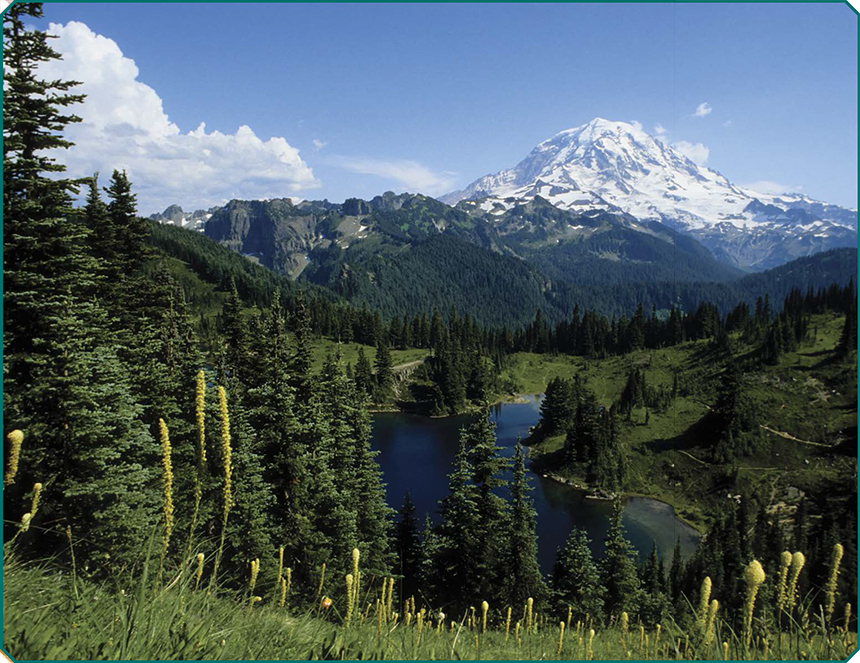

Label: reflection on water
[371,395,700,573]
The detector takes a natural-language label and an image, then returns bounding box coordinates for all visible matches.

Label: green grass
[310,340,430,373]
[506,314,856,533]
[5,551,855,661]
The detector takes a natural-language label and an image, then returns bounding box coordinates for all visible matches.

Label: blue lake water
[370,395,700,573]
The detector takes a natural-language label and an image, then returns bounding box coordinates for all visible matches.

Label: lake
[370,394,700,573]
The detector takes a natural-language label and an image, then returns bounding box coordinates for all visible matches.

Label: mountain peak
[439,120,857,270]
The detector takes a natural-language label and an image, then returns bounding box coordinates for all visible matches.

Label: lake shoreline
[535,471,706,536]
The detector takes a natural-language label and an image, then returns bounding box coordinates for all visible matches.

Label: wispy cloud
[742,180,803,195]
[312,138,328,151]
[654,124,668,141]
[672,140,710,166]
[38,21,319,214]
[329,156,456,195]
[693,102,713,118]
[723,120,732,128]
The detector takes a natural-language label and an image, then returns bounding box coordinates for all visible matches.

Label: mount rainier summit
[441,118,857,271]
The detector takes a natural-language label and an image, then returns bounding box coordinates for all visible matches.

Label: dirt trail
[392,359,424,373]
[759,425,830,448]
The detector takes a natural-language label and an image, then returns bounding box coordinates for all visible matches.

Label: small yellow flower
[4,430,24,488]
[321,596,332,610]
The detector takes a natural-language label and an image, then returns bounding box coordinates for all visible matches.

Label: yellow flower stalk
[158,419,174,572]
[247,595,261,614]
[825,543,844,623]
[786,551,806,613]
[526,597,534,635]
[557,621,565,657]
[514,621,521,648]
[277,546,284,583]
[195,553,205,590]
[346,574,355,626]
[567,605,572,631]
[351,548,360,603]
[481,600,489,634]
[279,577,287,609]
[775,551,792,612]
[505,606,512,642]
[638,624,644,653]
[4,430,24,488]
[249,558,260,595]
[620,611,628,650]
[704,599,719,647]
[20,512,31,530]
[386,576,394,620]
[844,602,852,632]
[742,559,766,647]
[699,576,712,630]
[210,387,233,587]
[196,370,207,463]
[317,562,326,598]
[586,628,595,660]
[27,482,42,528]
[654,623,661,657]
[286,567,292,595]
[185,372,207,567]
[722,641,729,660]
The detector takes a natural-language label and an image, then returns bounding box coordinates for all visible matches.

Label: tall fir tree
[552,528,604,622]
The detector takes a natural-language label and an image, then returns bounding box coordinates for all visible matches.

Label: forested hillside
[2,5,857,662]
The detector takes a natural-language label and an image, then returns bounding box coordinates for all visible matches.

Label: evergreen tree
[552,528,604,622]
[395,492,421,605]
[599,500,641,619]
[354,346,373,398]
[374,338,394,401]
[505,442,548,608]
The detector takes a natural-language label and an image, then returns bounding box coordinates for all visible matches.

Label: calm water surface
[371,395,700,573]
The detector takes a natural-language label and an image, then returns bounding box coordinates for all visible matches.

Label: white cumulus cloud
[38,21,319,213]
[693,102,713,118]
[329,156,456,196]
[312,139,328,151]
[672,140,710,166]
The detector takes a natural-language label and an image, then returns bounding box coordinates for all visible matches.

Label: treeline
[3,3,393,593]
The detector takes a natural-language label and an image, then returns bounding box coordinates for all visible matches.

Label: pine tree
[552,528,604,622]
[434,438,479,611]
[600,500,641,619]
[505,442,549,609]
[465,413,510,607]
[373,338,394,401]
[354,346,373,398]
[395,492,421,605]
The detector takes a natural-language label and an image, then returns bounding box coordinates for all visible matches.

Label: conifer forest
[2,3,858,660]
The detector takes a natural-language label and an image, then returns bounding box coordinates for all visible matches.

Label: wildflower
[786,551,806,613]
[481,600,489,634]
[20,512,31,530]
[505,606,512,642]
[317,562,326,598]
[218,387,232,515]
[825,543,844,623]
[247,596,262,614]
[158,419,175,562]
[526,597,534,635]
[586,628,595,660]
[844,603,852,633]
[704,599,719,647]
[775,550,792,612]
[722,641,729,660]
[743,559,766,647]
[321,596,332,610]
[249,558,260,595]
[286,567,292,595]
[279,576,287,609]
[386,576,394,620]
[195,370,207,463]
[277,546,284,584]
[30,482,42,517]
[698,576,712,630]
[345,574,355,626]
[557,621,565,657]
[620,611,628,650]
[4,430,24,488]
[195,553,205,589]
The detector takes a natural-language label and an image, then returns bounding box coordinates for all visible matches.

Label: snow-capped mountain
[149,204,214,232]
[441,118,857,270]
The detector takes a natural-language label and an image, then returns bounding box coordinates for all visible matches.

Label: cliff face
[205,198,341,277]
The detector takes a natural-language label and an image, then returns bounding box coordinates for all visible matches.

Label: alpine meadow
[2,2,859,661]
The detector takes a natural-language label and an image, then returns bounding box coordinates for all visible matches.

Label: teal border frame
[0,1,857,662]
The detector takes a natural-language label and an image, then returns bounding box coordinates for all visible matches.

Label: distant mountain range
[147,117,856,324]
[442,118,857,271]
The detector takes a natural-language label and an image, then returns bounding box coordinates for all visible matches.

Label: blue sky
[35,2,857,213]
